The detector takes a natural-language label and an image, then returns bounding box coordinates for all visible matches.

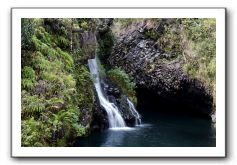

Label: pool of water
[74,110,216,147]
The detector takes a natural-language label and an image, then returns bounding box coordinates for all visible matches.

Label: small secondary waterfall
[88,58,126,128]
[127,98,142,125]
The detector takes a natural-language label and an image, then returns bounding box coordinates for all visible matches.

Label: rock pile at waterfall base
[90,79,138,131]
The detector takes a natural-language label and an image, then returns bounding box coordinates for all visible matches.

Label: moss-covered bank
[21,18,96,147]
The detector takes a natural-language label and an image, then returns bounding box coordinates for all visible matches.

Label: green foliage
[107,68,137,105]
[32,36,57,59]
[96,30,115,61]
[21,18,35,50]
[157,22,183,57]
[144,29,160,40]
[22,66,36,79]
[181,19,215,42]
[55,36,70,50]
[22,91,46,118]
[44,18,71,37]
[21,18,95,147]
[22,66,36,90]
[21,117,50,147]
[182,18,216,98]
[56,48,74,71]
[114,18,134,28]
[32,29,73,71]
[74,65,95,107]
[76,18,96,31]
[35,26,52,46]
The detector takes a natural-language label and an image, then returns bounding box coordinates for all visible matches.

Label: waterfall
[127,98,142,125]
[88,58,126,128]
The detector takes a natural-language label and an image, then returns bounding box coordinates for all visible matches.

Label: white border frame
[11,8,226,157]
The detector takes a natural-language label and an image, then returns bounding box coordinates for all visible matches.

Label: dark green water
[74,111,216,147]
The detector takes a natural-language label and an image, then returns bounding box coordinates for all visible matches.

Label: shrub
[181,18,216,98]
[107,68,137,104]
[144,29,159,40]
[157,21,183,57]
[21,18,36,50]
[55,36,70,50]
[22,66,36,90]
[21,117,49,147]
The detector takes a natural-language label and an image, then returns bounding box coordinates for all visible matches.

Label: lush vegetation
[160,19,216,102]
[142,18,216,104]
[181,19,216,102]
[21,18,95,147]
[21,18,216,147]
[107,68,137,105]
[96,25,115,62]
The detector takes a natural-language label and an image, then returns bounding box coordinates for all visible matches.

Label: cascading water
[88,58,126,128]
[127,98,142,125]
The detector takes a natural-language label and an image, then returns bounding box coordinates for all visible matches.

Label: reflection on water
[74,111,216,147]
[101,125,152,147]
[101,129,127,147]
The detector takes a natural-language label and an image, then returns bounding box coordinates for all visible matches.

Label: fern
[47,97,64,105]
[22,66,36,80]
[22,79,35,90]
[21,66,36,90]
[21,117,51,147]
[56,48,74,71]
[35,26,52,46]
[22,93,46,118]
[21,18,92,147]
[55,36,70,49]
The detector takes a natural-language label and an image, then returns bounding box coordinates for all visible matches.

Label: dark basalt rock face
[117,95,136,126]
[108,19,213,117]
[90,94,109,132]
[96,18,114,34]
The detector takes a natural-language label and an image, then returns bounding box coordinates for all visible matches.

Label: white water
[127,98,142,125]
[88,58,126,128]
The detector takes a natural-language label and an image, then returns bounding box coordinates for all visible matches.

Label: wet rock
[90,78,138,130]
[118,95,136,126]
[106,87,120,98]
[91,92,109,132]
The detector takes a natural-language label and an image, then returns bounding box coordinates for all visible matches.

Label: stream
[74,58,216,147]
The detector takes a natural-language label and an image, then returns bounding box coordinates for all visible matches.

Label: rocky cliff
[107,19,214,117]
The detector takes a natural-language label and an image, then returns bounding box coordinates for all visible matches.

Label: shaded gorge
[73,84,216,147]
[74,109,216,147]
